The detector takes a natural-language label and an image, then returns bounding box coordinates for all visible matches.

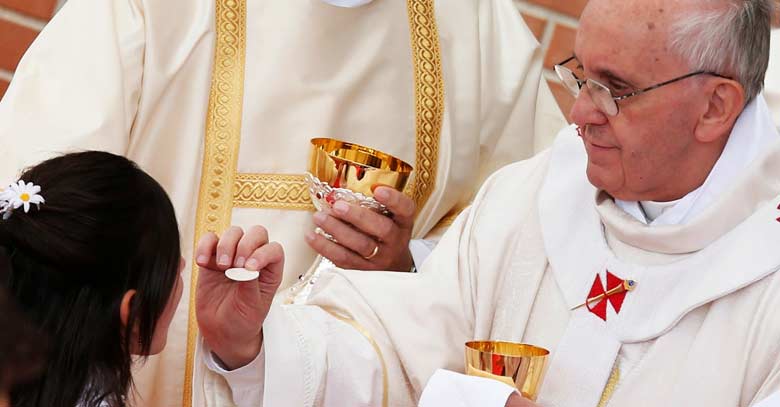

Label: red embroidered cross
[575,271,636,321]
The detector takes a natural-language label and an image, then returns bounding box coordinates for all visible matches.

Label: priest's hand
[306,186,415,271]
[505,393,540,407]
[195,226,284,370]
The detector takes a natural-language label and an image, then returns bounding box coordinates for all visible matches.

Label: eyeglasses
[554,56,731,116]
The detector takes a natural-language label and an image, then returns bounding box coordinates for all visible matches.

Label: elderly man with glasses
[195,0,780,406]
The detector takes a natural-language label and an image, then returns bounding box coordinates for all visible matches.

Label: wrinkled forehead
[575,0,694,77]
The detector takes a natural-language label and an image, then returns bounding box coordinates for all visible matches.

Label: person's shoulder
[481,149,553,191]
[481,125,581,194]
[465,151,550,213]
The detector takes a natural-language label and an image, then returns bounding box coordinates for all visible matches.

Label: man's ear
[694,79,745,143]
[119,289,137,327]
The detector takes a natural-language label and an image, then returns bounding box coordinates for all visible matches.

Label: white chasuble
[216,96,780,406]
[0,0,566,405]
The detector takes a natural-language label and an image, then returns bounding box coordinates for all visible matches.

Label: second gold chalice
[464,341,549,401]
[306,138,413,215]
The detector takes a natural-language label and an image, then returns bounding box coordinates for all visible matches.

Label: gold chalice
[307,138,413,214]
[464,341,549,401]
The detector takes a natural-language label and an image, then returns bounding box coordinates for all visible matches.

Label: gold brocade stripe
[406,0,444,213]
[320,307,389,407]
[597,364,621,407]
[183,0,247,405]
[233,173,314,211]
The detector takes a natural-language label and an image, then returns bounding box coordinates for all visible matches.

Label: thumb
[373,186,416,227]
[246,242,285,295]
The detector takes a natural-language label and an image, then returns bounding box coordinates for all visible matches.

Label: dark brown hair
[0,151,181,407]
[0,261,45,392]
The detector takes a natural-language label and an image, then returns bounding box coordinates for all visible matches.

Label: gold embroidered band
[233,173,314,211]
[597,363,621,407]
[183,0,247,404]
[221,1,444,214]
[406,0,444,212]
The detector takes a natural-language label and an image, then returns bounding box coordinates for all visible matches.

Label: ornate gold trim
[597,363,620,407]
[320,307,389,407]
[233,173,314,210]
[406,0,445,213]
[183,0,247,405]
[225,0,446,214]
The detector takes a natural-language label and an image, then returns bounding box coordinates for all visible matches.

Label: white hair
[670,0,774,102]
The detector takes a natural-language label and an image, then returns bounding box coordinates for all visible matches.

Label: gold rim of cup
[464,341,550,401]
[309,138,413,197]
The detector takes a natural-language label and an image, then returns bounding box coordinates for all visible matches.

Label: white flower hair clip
[0,180,45,220]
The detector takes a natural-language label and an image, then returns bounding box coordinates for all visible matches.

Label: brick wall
[0,0,778,111]
[515,0,586,122]
[0,0,63,100]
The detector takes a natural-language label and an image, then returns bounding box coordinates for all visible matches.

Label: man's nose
[570,86,609,128]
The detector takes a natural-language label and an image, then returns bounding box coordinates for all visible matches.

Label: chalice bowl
[464,341,549,401]
[306,138,413,216]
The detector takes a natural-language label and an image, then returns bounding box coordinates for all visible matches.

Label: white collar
[615,94,778,226]
[638,199,678,222]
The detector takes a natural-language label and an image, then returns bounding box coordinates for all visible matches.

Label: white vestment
[207,95,780,406]
[0,0,566,405]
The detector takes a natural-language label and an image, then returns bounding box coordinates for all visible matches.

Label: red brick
[0,79,8,101]
[0,0,58,20]
[774,0,780,27]
[526,0,589,18]
[544,24,577,70]
[0,20,39,72]
[547,79,575,123]
[521,13,547,42]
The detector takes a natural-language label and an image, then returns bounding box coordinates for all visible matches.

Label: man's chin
[585,168,624,196]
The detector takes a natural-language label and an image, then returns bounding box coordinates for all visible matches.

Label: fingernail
[196,255,209,265]
[374,187,389,201]
[218,254,230,266]
[313,211,327,223]
[334,201,349,215]
[235,256,246,268]
[245,258,259,270]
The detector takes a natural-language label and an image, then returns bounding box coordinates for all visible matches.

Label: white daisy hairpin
[0,180,45,220]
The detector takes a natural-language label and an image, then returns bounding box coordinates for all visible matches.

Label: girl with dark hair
[0,151,184,407]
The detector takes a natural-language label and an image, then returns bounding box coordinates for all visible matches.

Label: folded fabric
[419,369,517,407]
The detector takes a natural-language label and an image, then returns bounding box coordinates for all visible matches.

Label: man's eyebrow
[599,70,635,88]
[573,53,637,88]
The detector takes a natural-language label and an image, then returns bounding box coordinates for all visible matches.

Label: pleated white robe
[213,97,780,406]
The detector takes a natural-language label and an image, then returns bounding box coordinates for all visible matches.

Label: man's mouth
[577,126,617,150]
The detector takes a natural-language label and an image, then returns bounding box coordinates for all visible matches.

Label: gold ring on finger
[363,244,379,260]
